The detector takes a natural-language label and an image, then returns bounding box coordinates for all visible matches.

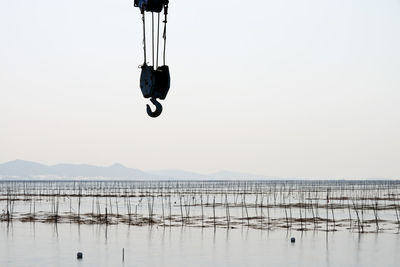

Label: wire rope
[141,11,147,64]
[156,13,160,68]
[152,12,155,67]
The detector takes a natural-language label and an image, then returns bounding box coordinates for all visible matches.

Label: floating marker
[77,252,83,259]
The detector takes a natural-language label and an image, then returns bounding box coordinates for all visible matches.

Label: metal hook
[146,97,163,118]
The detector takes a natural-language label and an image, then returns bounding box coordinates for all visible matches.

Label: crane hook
[146,97,163,118]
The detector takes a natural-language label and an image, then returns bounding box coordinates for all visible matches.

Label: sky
[0,0,399,179]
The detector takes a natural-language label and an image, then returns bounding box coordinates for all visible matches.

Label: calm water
[1,222,400,267]
[1,181,400,266]
[2,180,400,232]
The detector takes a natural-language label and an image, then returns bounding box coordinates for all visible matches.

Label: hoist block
[153,65,170,100]
[140,64,155,98]
[139,65,170,100]
[134,0,168,13]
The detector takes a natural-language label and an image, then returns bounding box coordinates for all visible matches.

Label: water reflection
[53,223,58,238]
[325,232,330,267]
[1,222,400,267]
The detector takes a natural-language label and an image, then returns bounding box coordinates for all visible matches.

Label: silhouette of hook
[146,98,163,118]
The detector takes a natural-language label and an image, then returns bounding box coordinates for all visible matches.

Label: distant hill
[0,160,154,180]
[210,170,278,180]
[149,169,210,180]
[0,160,275,180]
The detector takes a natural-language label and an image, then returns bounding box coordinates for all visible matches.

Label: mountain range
[0,160,275,180]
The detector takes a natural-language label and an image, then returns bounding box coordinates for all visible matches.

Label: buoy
[77,252,83,259]
[290,237,295,243]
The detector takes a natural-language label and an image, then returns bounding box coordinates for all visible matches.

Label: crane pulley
[134,0,170,118]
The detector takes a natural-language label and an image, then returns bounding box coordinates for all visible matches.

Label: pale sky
[1,0,399,179]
